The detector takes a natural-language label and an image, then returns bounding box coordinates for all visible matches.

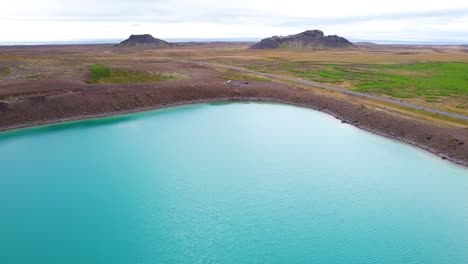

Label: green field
[87,65,185,84]
[277,62,468,101]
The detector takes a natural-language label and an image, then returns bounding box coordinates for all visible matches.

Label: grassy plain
[275,62,468,101]
[1,43,467,118]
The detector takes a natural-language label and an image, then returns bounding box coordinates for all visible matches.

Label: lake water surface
[1,102,467,263]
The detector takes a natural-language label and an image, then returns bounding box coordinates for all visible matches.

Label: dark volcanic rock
[0,102,8,112]
[251,30,355,49]
[116,34,173,48]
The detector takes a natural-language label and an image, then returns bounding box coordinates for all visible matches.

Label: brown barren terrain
[0,43,467,166]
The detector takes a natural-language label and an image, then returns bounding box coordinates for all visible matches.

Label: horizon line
[1,38,467,46]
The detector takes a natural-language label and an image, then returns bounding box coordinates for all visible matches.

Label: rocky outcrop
[251,30,355,50]
[116,34,173,48]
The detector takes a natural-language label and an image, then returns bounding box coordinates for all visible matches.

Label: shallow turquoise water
[1,102,467,264]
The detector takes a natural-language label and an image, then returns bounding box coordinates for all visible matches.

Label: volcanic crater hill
[116,34,174,48]
[251,30,355,49]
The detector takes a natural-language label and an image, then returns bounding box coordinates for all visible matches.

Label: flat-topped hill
[251,30,355,49]
[116,34,173,48]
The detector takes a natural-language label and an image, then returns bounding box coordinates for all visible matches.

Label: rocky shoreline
[0,77,466,168]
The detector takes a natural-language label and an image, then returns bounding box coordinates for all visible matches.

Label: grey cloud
[270,8,468,27]
[3,0,468,42]
[5,2,468,29]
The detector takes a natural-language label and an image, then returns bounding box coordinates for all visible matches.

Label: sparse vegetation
[87,64,186,84]
[217,68,271,82]
[0,66,11,79]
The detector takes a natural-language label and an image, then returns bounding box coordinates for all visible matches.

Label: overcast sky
[1,0,468,43]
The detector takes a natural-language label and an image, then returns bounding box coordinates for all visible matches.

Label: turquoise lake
[1,102,468,263]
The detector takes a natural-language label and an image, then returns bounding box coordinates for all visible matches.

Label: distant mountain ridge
[251,30,355,49]
[116,34,173,47]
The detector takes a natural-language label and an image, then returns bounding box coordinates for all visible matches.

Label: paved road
[173,59,468,121]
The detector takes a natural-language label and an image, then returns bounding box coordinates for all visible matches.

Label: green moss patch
[87,65,186,84]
